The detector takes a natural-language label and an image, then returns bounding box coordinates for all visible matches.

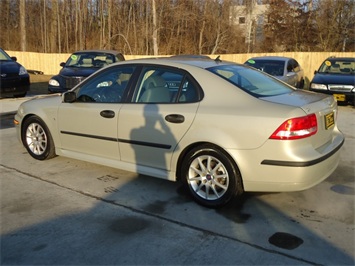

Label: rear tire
[22,116,56,160]
[182,144,243,208]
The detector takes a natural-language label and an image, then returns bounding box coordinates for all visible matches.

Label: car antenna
[215,55,221,62]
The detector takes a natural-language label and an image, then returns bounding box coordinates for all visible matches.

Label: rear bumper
[261,138,343,167]
[229,132,344,192]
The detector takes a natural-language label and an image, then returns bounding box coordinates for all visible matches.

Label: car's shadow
[1,149,354,265]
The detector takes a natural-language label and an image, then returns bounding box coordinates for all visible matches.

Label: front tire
[22,116,56,160]
[182,144,243,208]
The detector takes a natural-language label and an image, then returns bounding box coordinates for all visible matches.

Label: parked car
[48,50,125,93]
[0,48,30,98]
[244,56,305,88]
[15,57,344,208]
[310,57,355,106]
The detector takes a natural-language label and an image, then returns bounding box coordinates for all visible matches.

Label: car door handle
[100,110,115,119]
[165,114,185,124]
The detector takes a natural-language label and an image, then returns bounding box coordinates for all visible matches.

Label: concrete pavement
[0,97,31,115]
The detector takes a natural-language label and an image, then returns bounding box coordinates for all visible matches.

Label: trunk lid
[262,90,338,149]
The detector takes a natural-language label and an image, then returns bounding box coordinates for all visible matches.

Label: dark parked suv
[48,50,125,93]
[310,57,355,106]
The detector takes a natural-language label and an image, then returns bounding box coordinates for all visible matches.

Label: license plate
[325,112,335,129]
[333,94,345,102]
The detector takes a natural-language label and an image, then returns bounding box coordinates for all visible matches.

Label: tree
[19,0,26,51]
[152,0,158,55]
[1,0,353,54]
[263,0,307,52]
[313,0,355,51]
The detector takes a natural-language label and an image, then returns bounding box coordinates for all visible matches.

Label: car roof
[117,56,238,69]
[326,57,355,61]
[73,50,122,55]
[169,54,211,59]
[247,56,292,61]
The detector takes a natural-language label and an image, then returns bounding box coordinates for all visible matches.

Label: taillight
[270,114,317,140]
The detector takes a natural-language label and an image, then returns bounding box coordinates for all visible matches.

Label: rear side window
[132,66,200,103]
[208,65,294,97]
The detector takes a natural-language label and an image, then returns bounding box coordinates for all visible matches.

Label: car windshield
[318,59,355,75]
[245,59,285,76]
[65,53,115,68]
[207,64,294,97]
[0,49,13,61]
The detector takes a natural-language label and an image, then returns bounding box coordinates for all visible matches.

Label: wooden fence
[6,50,355,86]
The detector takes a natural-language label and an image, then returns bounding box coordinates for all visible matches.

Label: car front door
[286,59,299,87]
[117,66,200,175]
[57,66,135,161]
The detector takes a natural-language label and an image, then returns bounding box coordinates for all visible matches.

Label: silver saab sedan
[14,56,344,208]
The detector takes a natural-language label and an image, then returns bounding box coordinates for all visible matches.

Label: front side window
[292,60,301,72]
[287,59,300,73]
[75,66,135,103]
[208,64,294,97]
[287,61,293,72]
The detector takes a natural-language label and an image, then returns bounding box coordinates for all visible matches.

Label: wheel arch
[20,114,57,160]
[175,141,244,192]
[20,113,60,149]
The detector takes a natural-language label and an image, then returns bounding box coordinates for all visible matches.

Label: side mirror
[314,70,318,74]
[286,72,296,77]
[10,56,17,62]
[60,62,65,67]
[63,91,76,103]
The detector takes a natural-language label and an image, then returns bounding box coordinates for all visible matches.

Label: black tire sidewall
[22,116,54,160]
[182,145,240,208]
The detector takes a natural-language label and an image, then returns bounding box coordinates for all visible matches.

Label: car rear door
[117,66,200,173]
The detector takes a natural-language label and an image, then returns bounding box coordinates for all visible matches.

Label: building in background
[230,0,270,52]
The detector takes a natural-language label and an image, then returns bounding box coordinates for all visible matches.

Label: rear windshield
[207,64,294,97]
[318,59,355,75]
[245,59,285,76]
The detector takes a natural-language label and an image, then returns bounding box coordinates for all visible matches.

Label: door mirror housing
[63,91,77,103]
